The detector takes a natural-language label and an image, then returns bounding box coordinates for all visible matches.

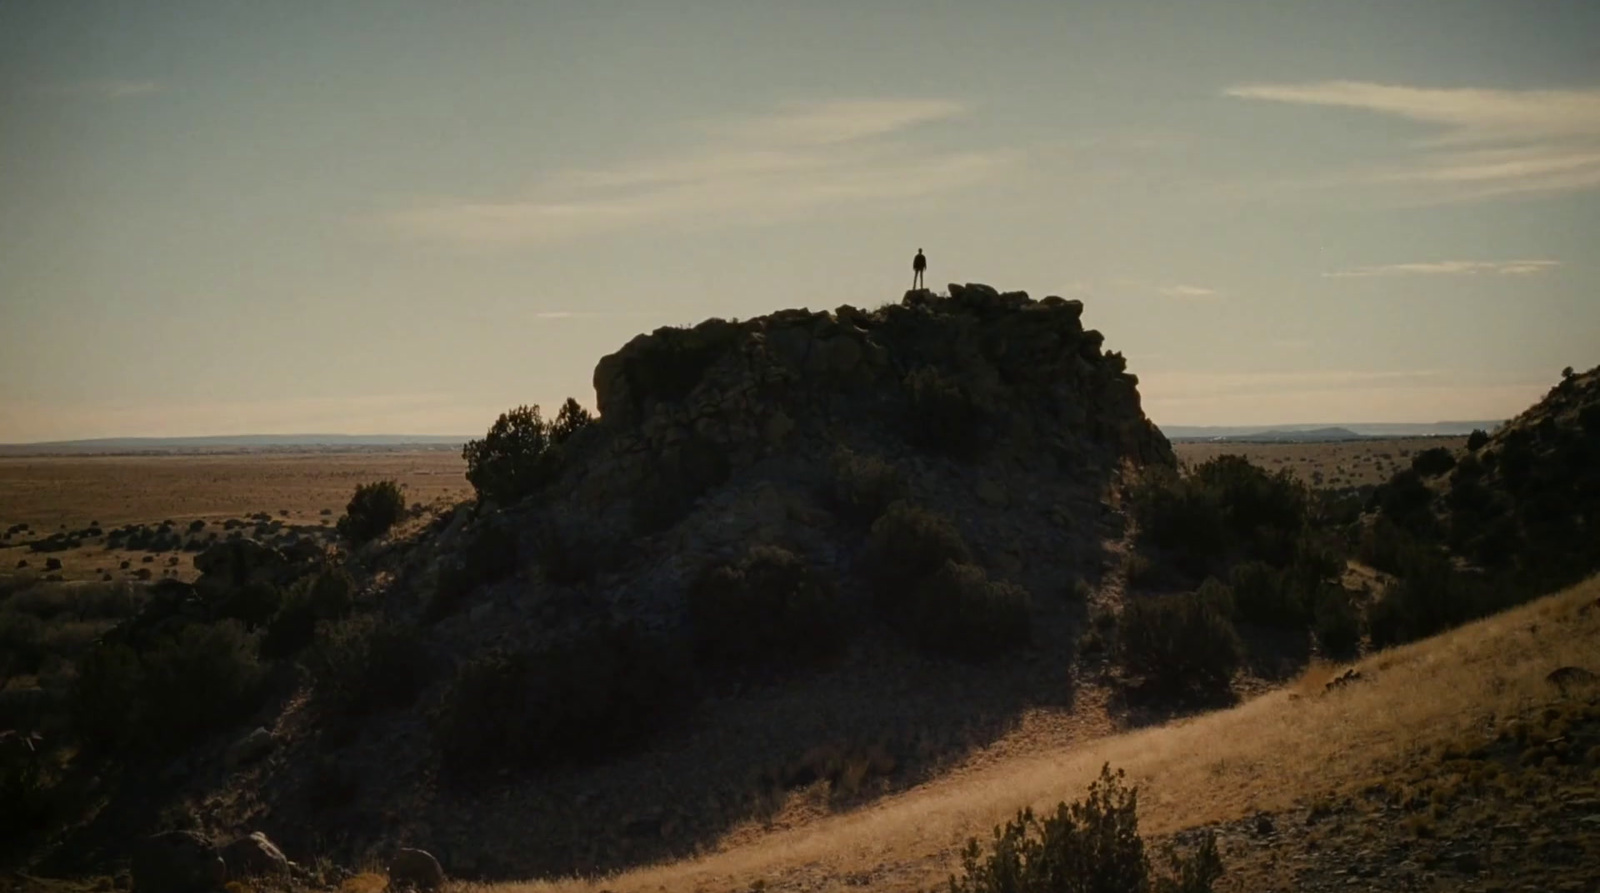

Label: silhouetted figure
[912,248,927,290]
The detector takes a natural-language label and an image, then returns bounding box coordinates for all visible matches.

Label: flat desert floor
[1172,436,1467,488]
[0,437,1460,583]
[0,448,470,583]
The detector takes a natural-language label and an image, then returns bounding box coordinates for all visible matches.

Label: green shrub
[903,560,1031,660]
[1132,456,1309,577]
[1368,550,1492,648]
[949,764,1223,893]
[1312,587,1361,657]
[72,620,263,753]
[437,624,694,775]
[0,611,46,676]
[260,593,317,659]
[1226,561,1308,628]
[336,480,406,544]
[308,616,433,714]
[688,545,845,667]
[550,397,594,443]
[1410,447,1457,478]
[904,366,991,459]
[1116,594,1240,694]
[259,569,353,658]
[425,520,518,623]
[862,501,973,600]
[827,448,909,526]
[1466,428,1490,451]
[213,581,282,630]
[463,405,564,505]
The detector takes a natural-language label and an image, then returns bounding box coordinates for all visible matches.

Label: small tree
[463,405,563,504]
[336,480,406,544]
[1117,593,1240,695]
[550,397,594,443]
[1465,428,1490,452]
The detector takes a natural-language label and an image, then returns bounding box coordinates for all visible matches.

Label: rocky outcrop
[388,847,446,890]
[578,284,1168,513]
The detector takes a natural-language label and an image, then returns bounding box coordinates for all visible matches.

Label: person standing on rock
[912,248,927,290]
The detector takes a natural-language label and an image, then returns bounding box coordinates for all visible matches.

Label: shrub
[436,624,694,775]
[0,611,46,676]
[72,620,263,753]
[1410,447,1457,478]
[536,517,622,585]
[425,520,518,623]
[260,569,353,658]
[949,764,1223,893]
[827,448,909,526]
[862,501,972,601]
[1116,594,1240,694]
[0,730,56,841]
[1132,457,1308,577]
[1312,587,1361,657]
[549,397,594,443]
[903,560,1031,660]
[308,616,433,715]
[688,545,845,667]
[213,581,282,629]
[1226,561,1308,628]
[1368,550,1492,648]
[462,405,563,505]
[630,436,731,534]
[336,480,406,544]
[1466,428,1490,452]
[904,366,991,459]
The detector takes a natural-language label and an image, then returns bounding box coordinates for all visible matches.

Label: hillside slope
[483,574,1600,893]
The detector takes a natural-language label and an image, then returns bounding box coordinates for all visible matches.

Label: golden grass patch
[472,574,1600,893]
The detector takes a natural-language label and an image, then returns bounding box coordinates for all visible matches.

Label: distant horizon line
[0,420,1510,450]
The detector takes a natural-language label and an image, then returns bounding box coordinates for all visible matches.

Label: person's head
[917,248,923,254]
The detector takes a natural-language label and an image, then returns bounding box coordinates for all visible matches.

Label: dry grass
[469,574,1600,893]
[1172,436,1466,489]
[0,449,469,531]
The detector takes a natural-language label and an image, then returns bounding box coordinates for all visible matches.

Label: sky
[2,1,1598,442]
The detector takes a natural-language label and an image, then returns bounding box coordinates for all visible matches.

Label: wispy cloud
[41,79,162,99]
[1157,284,1218,299]
[1226,81,1600,201]
[390,99,1011,245]
[1326,259,1560,278]
[531,310,663,320]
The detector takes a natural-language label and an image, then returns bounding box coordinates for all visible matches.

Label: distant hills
[1162,421,1503,443]
[0,434,471,456]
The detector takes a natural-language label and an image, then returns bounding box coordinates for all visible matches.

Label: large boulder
[221,831,291,880]
[131,830,225,893]
[388,847,445,890]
